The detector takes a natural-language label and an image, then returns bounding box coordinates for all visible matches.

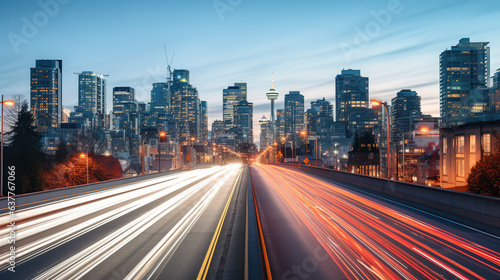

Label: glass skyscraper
[284,91,305,142]
[440,38,490,127]
[30,59,63,132]
[73,71,107,128]
[335,69,370,137]
[222,84,244,132]
[234,100,253,145]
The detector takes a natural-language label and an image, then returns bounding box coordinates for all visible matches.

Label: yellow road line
[250,167,273,280]
[196,169,242,280]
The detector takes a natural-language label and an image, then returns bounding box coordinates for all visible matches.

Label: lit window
[482,134,491,153]
[456,158,465,177]
[443,158,447,175]
[455,135,464,154]
[442,137,447,154]
[469,135,476,154]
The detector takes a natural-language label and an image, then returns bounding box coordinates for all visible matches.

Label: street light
[281,137,286,163]
[159,131,166,172]
[190,137,195,167]
[1,96,14,196]
[370,100,392,179]
[300,131,309,165]
[79,153,89,184]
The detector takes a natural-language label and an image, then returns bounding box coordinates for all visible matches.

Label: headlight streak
[31,165,240,280]
[253,164,500,280]
[0,165,242,278]
[125,167,240,280]
[0,167,224,270]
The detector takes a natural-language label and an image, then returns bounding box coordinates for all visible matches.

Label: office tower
[234,100,253,145]
[259,116,272,149]
[223,85,242,132]
[112,87,137,132]
[170,69,199,142]
[73,71,107,128]
[30,59,62,132]
[390,89,422,144]
[151,82,170,107]
[491,69,500,113]
[440,38,490,127]
[276,109,285,140]
[307,98,334,135]
[200,101,208,142]
[234,82,247,100]
[113,87,135,114]
[211,120,224,142]
[284,91,305,142]
[335,69,370,137]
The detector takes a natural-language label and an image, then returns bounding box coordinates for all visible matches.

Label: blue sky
[1,0,500,142]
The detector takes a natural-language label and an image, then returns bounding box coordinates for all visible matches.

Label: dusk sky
[2,0,500,141]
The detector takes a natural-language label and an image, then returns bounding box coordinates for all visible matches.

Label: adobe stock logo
[7,0,70,54]
[213,0,243,21]
[340,0,407,62]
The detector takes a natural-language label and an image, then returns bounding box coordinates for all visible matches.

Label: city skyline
[2,0,500,141]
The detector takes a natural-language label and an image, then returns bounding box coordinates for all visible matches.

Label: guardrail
[283,164,500,231]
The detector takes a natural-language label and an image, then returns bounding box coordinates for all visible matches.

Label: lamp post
[1,96,15,196]
[158,131,166,172]
[370,100,391,179]
[301,131,307,163]
[79,153,89,184]
[282,137,286,163]
[190,137,195,168]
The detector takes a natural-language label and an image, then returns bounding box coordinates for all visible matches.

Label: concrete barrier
[0,168,190,210]
[283,164,500,230]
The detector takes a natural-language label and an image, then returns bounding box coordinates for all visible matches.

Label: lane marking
[250,167,273,280]
[196,169,242,280]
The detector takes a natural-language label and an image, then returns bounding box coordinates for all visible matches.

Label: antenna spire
[271,72,274,89]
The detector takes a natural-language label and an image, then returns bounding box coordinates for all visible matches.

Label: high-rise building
[223,85,242,132]
[151,82,170,106]
[30,59,62,132]
[211,120,224,142]
[284,91,304,142]
[71,71,107,128]
[234,100,253,145]
[276,109,285,140]
[259,116,272,150]
[391,89,422,144]
[490,69,500,113]
[170,69,199,142]
[112,87,137,133]
[199,101,208,142]
[493,68,500,89]
[234,82,247,100]
[440,38,490,127]
[335,69,370,137]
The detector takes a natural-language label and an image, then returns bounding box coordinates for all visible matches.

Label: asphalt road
[0,164,245,280]
[250,164,500,280]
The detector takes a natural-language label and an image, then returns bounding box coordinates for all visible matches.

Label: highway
[250,164,500,280]
[0,164,245,279]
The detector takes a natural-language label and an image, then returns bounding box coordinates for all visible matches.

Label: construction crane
[164,45,175,82]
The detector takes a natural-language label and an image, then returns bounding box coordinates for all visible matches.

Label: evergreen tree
[4,104,45,193]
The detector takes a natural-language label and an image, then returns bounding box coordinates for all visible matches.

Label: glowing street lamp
[190,137,195,167]
[1,96,15,196]
[281,137,286,163]
[300,131,308,164]
[158,131,167,172]
[79,153,89,184]
[370,100,392,179]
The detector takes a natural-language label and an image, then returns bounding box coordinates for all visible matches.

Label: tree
[78,127,108,156]
[467,133,500,197]
[4,104,45,193]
